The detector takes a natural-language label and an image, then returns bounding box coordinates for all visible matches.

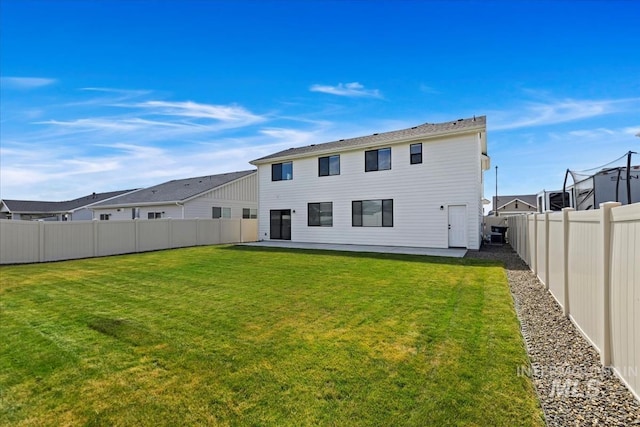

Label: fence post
[38,221,45,263]
[93,220,99,257]
[561,207,574,318]
[599,201,620,366]
[168,218,173,248]
[531,214,538,274]
[134,219,140,253]
[543,212,550,290]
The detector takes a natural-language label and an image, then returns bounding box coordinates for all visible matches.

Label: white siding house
[250,116,489,250]
[90,170,257,221]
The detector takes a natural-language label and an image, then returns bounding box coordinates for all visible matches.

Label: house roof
[1,189,137,214]
[251,115,486,164]
[91,170,256,208]
[493,195,538,211]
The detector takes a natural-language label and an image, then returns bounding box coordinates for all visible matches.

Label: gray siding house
[90,170,257,220]
[0,190,137,221]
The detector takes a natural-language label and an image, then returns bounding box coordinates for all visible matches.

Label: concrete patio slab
[239,241,467,258]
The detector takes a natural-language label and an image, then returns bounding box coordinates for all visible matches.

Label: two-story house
[250,116,489,250]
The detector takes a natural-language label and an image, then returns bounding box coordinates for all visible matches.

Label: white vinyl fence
[0,218,258,265]
[507,202,640,401]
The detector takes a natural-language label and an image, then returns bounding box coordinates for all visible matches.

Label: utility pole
[495,165,498,217]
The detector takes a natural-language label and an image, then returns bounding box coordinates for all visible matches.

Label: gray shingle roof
[1,189,137,214]
[92,170,256,207]
[251,115,486,164]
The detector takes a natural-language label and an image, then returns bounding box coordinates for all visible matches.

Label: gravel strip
[465,244,640,426]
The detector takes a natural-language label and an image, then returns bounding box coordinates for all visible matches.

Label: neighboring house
[250,116,489,250]
[90,170,257,220]
[0,190,137,221]
[489,195,537,216]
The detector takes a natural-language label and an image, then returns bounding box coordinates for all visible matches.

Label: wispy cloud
[35,98,269,139]
[309,82,382,98]
[132,100,265,124]
[491,97,640,131]
[1,76,57,89]
[419,84,440,94]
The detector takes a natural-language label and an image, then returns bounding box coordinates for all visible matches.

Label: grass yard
[0,245,543,426]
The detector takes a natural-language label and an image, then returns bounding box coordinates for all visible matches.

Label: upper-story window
[319,155,340,176]
[410,143,422,164]
[272,162,293,181]
[365,148,391,172]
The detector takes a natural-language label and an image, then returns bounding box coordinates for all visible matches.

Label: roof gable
[251,115,486,164]
[91,170,256,207]
[493,195,538,211]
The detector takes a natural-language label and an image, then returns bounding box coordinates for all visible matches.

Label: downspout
[176,202,185,219]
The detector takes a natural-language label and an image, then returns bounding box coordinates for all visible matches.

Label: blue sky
[1,0,639,211]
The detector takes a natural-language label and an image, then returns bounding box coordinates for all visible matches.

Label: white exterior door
[448,205,467,248]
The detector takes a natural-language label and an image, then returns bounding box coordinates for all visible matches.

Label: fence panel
[609,203,640,397]
[43,221,94,262]
[220,219,241,244]
[547,213,565,308]
[197,219,221,245]
[171,219,198,248]
[241,219,258,243]
[506,203,639,401]
[0,220,39,264]
[1,218,258,265]
[566,210,604,353]
[97,220,137,256]
[137,220,171,252]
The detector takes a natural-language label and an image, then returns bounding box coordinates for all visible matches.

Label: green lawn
[0,245,543,426]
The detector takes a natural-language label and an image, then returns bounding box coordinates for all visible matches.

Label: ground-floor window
[213,207,231,219]
[307,202,333,226]
[242,208,257,219]
[352,199,393,227]
[148,212,162,219]
[99,214,111,221]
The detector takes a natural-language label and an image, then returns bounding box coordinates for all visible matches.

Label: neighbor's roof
[92,170,256,208]
[1,189,137,214]
[493,195,538,210]
[251,115,486,164]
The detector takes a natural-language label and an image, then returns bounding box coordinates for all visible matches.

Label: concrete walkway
[239,241,467,258]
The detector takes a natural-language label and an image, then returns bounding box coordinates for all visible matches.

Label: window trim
[318,155,340,176]
[213,206,232,219]
[410,143,423,165]
[352,199,393,227]
[242,208,258,219]
[307,202,333,227]
[365,147,391,172]
[272,161,293,181]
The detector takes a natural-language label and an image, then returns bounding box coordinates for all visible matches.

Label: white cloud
[133,100,266,124]
[35,99,268,140]
[491,97,640,131]
[0,77,57,89]
[309,82,382,98]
